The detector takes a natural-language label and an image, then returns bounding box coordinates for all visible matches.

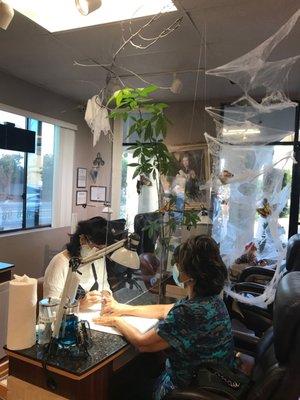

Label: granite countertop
[8,288,160,376]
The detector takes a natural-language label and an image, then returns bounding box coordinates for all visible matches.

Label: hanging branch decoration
[74,12,183,89]
[122,14,183,53]
[74,9,183,145]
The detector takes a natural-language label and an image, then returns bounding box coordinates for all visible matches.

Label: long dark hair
[177,235,227,297]
[66,217,114,258]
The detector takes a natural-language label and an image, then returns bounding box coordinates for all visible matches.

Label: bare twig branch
[117,64,171,90]
[73,9,183,103]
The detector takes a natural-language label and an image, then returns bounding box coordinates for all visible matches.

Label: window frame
[287,103,300,237]
[0,118,53,234]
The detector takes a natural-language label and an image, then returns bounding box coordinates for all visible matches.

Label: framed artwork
[76,190,87,206]
[77,168,87,188]
[168,143,211,209]
[90,186,106,202]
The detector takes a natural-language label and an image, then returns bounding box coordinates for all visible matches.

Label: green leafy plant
[109,85,200,279]
[108,85,176,180]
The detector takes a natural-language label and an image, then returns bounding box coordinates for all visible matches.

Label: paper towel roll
[7,275,37,350]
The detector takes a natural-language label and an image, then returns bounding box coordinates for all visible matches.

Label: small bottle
[37,298,60,345]
[59,301,79,347]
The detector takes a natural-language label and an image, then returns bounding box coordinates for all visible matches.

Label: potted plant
[108,85,200,297]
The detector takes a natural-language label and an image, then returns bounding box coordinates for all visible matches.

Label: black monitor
[0,122,36,153]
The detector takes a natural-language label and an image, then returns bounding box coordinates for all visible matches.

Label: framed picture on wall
[90,186,106,203]
[76,190,87,206]
[168,143,211,209]
[77,168,87,188]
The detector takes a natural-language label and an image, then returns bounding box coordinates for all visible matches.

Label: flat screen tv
[0,122,36,153]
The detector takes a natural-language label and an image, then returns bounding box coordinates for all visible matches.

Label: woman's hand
[101,293,128,316]
[79,290,102,311]
[93,314,119,327]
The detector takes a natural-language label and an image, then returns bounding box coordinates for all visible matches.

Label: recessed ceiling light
[8,0,177,33]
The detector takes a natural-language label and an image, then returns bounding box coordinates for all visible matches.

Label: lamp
[110,233,140,270]
[102,205,113,214]
[52,235,140,339]
[0,1,14,30]
[75,0,102,15]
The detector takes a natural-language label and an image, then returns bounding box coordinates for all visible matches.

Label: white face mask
[80,245,97,258]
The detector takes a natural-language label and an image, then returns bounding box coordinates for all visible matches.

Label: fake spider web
[204,9,300,307]
[206,9,300,114]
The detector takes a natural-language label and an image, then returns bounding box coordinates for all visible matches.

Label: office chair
[166,272,300,400]
[134,212,160,254]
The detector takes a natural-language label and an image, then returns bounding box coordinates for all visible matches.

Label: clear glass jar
[37,298,60,345]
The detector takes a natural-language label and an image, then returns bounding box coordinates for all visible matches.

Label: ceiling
[0,0,299,105]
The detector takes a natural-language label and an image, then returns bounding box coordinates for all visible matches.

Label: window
[0,110,55,232]
[222,104,300,241]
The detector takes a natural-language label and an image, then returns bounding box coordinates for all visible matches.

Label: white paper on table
[79,311,158,336]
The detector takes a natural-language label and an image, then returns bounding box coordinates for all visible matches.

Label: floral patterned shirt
[154,295,234,400]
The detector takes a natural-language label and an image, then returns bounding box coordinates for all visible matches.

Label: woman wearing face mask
[43,217,114,310]
[95,235,234,400]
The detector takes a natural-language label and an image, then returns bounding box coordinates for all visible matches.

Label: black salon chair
[132,214,161,292]
[227,234,300,336]
[108,217,154,293]
[166,272,300,400]
[134,212,160,255]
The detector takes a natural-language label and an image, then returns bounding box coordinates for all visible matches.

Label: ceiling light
[75,0,102,15]
[8,0,177,33]
[0,1,14,30]
[170,74,183,94]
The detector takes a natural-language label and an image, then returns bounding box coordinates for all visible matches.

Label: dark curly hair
[66,217,114,258]
[176,235,227,297]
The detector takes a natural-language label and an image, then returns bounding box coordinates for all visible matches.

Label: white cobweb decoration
[206,135,294,307]
[204,9,299,307]
[85,95,113,146]
[205,107,295,144]
[206,9,300,114]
